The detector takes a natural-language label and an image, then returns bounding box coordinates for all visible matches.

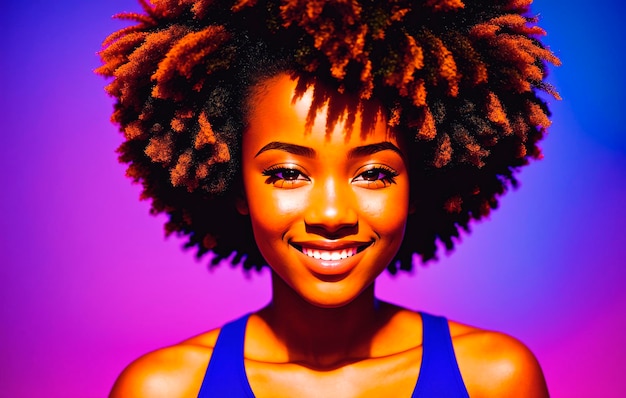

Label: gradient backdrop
[2,0,625,396]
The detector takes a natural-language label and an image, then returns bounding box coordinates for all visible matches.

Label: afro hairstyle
[97,0,560,273]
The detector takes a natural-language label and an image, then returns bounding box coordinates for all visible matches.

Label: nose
[304,176,358,238]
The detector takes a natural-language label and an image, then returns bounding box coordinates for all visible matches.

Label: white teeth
[301,247,358,260]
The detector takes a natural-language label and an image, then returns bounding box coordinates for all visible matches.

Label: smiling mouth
[291,242,372,261]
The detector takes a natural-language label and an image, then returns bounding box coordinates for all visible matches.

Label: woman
[98,0,558,396]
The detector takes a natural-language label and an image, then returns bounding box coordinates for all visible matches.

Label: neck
[258,272,394,369]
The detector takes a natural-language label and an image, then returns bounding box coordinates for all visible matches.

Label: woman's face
[239,73,410,308]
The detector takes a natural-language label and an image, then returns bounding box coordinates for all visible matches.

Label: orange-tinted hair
[97,0,559,273]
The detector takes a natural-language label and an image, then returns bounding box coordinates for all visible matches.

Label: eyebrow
[255,142,316,158]
[254,141,404,159]
[347,142,404,160]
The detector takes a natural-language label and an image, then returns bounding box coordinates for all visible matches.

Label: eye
[352,165,398,188]
[262,166,310,188]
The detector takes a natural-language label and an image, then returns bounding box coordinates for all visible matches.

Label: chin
[298,280,373,309]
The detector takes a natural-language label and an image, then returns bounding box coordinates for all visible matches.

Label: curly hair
[97,0,559,273]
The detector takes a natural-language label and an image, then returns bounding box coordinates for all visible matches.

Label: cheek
[247,187,308,233]
[270,190,309,215]
[357,186,410,237]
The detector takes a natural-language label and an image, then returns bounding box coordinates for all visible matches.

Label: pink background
[2,1,625,396]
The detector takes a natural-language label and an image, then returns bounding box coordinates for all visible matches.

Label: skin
[110,74,549,398]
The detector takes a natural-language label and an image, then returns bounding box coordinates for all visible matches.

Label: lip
[290,240,373,277]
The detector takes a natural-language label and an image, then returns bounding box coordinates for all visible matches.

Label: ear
[235,193,249,215]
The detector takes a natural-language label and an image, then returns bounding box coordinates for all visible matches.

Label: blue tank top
[198,312,469,397]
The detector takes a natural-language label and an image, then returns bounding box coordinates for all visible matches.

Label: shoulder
[449,321,549,398]
[109,329,221,398]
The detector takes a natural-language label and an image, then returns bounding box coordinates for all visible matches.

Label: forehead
[245,73,401,151]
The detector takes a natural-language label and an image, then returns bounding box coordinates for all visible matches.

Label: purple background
[2,1,625,396]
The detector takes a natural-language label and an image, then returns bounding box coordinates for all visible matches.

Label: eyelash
[352,165,398,186]
[261,165,398,187]
[262,166,310,187]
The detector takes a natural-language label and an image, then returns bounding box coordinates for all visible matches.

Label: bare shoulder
[109,328,221,398]
[449,321,549,398]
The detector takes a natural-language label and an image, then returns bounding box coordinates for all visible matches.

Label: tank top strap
[199,312,469,397]
[411,312,470,398]
[198,313,255,398]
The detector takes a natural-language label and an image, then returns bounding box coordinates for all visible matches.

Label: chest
[245,348,423,398]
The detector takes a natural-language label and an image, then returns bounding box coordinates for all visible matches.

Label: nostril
[304,201,358,232]
[304,222,359,240]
